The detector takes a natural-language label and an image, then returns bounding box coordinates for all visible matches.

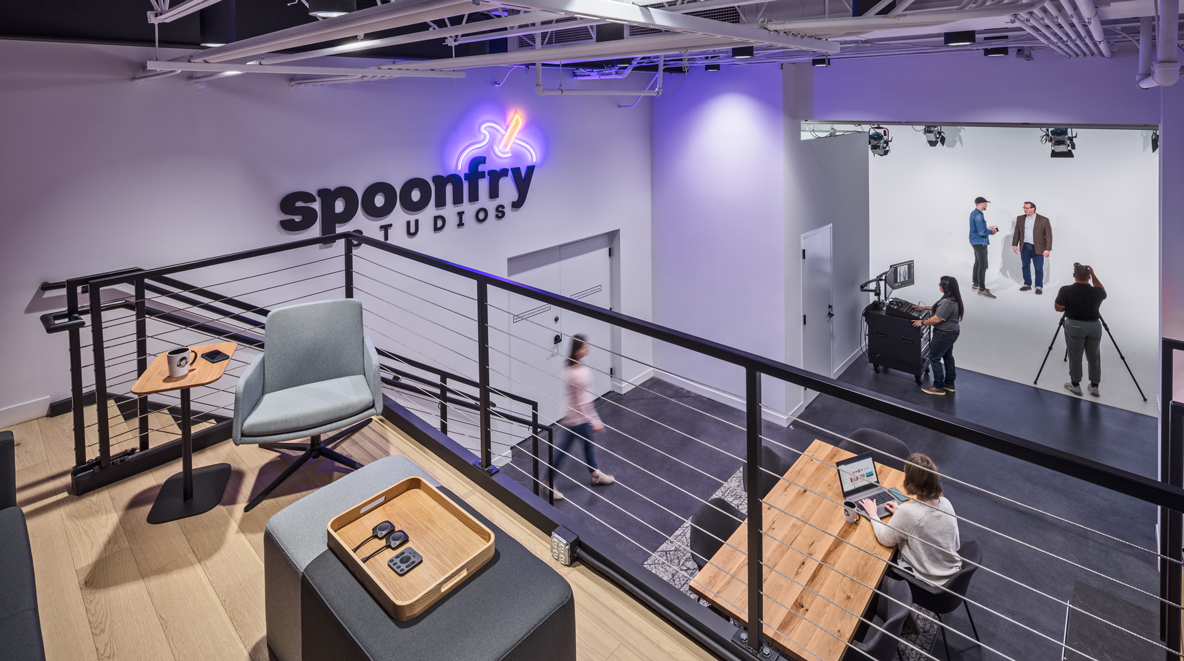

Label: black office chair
[893,540,982,659]
[741,445,794,501]
[850,576,913,661]
[839,428,910,472]
[689,497,744,571]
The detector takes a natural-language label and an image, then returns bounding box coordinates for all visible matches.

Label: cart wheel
[873,365,880,374]
[915,375,923,385]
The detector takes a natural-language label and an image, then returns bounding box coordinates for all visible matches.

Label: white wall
[650,65,788,416]
[869,126,1158,413]
[0,39,655,444]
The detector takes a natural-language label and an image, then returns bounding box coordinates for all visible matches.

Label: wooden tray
[327,477,495,621]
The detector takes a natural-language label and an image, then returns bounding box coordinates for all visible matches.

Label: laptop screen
[837,454,880,497]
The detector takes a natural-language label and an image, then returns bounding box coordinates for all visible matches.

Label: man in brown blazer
[1012,201,1052,294]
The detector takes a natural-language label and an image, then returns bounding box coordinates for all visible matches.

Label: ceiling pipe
[534,56,663,95]
[149,0,223,24]
[1137,1,1179,88]
[1048,1,1094,54]
[145,60,465,77]
[452,19,598,45]
[1040,5,1087,55]
[1061,0,1099,55]
[1137,16,1153,78]
[1015,13,1074,56]
[1030,9,1078,55]
[1071,0,1112,57]
[761,0,1047,37]
[190,0,472,63]
[258,11,565,65]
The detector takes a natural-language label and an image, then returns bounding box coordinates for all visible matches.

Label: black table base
[147,388,230,524]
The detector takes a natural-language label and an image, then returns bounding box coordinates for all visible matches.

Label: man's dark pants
[972,244,989,289]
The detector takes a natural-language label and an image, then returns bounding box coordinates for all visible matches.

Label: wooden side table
[132,341,237,524]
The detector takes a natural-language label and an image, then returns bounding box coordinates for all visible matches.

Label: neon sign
[456,112,538,171]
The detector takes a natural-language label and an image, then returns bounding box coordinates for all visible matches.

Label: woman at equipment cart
[549,334,614,501]
[909,275,964,396]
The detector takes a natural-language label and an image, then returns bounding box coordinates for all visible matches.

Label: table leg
[146,387,230,524]
[182,388,193,501]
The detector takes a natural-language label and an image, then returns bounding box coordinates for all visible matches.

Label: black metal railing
[42,232,1184,660]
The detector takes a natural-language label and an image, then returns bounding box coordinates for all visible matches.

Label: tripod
[1034,313,1147,401]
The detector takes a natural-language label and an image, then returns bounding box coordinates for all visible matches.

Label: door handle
[827,305,835,319]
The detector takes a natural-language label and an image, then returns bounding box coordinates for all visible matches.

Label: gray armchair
[234,299,383,512]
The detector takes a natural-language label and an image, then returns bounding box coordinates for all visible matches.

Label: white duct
[1060,0,1099,55]
[1135,0,1180,88]
[1026,10,1077,56]
[1041,6,1087,55]
[1138,16,1154,78]
[761,0,1046,38]
[1015,13,1074,56]
[1071,0,1112,57]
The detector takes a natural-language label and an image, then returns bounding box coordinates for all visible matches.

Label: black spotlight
[731,46,754,59]
[705,63,721,72]
[869,125,891,157]
[1041,128,1077,158]
[983,47,1008,56]
[944,30,976,46]
[308,0,355,18]
[812,57,829,67]
[1152,130,1160,152]
[199,0,235,47]
[924,125,946,147]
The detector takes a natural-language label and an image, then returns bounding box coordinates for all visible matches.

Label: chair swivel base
[243,419,371,513]
[147,463,232,524]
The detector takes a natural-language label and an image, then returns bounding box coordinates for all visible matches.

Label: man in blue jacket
[969,196,999,298]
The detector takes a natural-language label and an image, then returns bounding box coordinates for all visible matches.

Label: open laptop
[836,452,895,519]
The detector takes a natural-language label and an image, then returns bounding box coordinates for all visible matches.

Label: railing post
[531,405,541,497]
[546,427,555,505]
[476,281,494,472]
[1165,401,1184,659]
[88,283,111,469]
[1163,339,1177,650]
[743,368,767,656]
[135,278,149,451]
[344,236,355,298]
[438,375,448,435]
[67,281,86,468]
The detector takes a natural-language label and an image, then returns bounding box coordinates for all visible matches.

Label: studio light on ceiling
[1041,128,1077,158]
[944,30,976,46]
[705,63,721,72]
[307,0,355,19]
[868,125,891,157]
[731,46,754,59]
[812,57,829,67]
[923,125,945,147]
[983,47,1008,56]
[198,0,235,48]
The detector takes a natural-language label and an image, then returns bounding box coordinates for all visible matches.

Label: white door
[802,225,835,406]
[507,234,614,427]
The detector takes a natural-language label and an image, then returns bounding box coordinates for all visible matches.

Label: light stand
[1033,313,1146,401]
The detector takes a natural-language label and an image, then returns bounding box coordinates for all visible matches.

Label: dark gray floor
[506,360,1161,661]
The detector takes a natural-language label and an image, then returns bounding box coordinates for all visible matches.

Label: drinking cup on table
[167,347,197,378]
[842,502,859,524]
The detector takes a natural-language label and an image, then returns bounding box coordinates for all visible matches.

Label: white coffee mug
[167,347,197,378]
[842,502,859,524]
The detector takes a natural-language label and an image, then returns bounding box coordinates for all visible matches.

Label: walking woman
[551,334,614,501]
[910,276,964,396]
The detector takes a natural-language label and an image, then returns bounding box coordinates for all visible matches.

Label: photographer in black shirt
[1054,264,1107,397]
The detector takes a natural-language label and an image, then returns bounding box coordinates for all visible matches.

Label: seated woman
[859,452,961,586]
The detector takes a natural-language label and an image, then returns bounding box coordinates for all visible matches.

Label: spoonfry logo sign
[279,113,538,241]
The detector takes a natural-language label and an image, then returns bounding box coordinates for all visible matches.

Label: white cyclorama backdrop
[0,39,655,457]
[868,126,1158,414]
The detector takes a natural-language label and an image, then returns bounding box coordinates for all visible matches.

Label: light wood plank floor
[6,410,716,661]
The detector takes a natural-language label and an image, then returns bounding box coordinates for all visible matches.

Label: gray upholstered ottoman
[264,455,576,661]
[265,456,440,661]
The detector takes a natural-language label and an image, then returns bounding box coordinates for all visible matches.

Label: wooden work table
[690,439,907,661]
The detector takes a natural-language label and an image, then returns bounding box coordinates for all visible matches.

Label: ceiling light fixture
[983,47,1008,56]
[869,125,891,157]
[1152,130,1160,152]
[944,30,976,46]
[731,46,754,59]
[198,0,235,48]
[812,57,829,67]
[307,0,355,19]
[705,63,721,72]
[1041,128,1077,158]
[923,125,945,147]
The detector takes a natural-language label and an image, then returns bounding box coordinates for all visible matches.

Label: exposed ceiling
[2,0,1176,88]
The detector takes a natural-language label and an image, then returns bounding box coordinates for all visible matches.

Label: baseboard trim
[652,373,791,426]
[0,396,51,429]
[834,347,863,379]
[616,368,655,395]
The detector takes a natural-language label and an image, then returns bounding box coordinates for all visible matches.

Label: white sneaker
[1089,385,1100,397]
[591,470,615,486]
[1065,382,1083,396]
[552,489,564,501]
